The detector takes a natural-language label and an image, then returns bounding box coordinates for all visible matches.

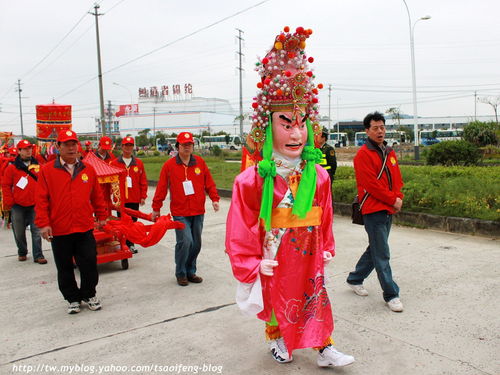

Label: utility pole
[16,79,24,137]
[336,97,340,135]
[236,29,244,139]
[106,100,113,135]
[474,91,477,121]
[328,84,332,133]
[90,4,106,136]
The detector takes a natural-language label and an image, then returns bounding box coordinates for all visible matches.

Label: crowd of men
[1,131,219,315]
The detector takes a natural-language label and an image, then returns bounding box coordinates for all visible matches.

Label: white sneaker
[67,302,80,314]
[348,283,369,296]
[317,345,355,367]
[269,337,293,363]
[387,297,403,312]
[84,296,102,311]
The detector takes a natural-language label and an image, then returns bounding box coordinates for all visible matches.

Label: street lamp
[402,0,430,160]
[113,81,136,131]
[112,82,133,105]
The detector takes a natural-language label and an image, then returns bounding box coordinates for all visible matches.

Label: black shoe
[187,274,203,283]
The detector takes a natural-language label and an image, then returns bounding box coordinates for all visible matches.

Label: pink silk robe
[226,164,335,353]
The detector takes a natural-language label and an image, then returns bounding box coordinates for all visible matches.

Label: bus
[200,135,242,150]
[354,131,406,146]
[419,129,463,146]
[354,132,367,146]
[327,132,349,147]
[156,137,200,151]
[385,131,407,146]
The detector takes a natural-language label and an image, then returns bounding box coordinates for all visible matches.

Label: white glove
[260,259,278,276]
[323,251,333,266]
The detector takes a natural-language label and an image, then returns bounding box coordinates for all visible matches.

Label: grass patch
[143,154,241,189]
[142,156,500,221]
[332,165,500,221]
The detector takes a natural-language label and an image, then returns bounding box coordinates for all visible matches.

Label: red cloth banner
[37,124,72,140]
[36,104,71,122]
[103,214,184,248]
[36,103,72,141]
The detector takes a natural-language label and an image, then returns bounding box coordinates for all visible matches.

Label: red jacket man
[2,140,45,263]
[347,111,405,313]
[35,130,107,315]
[94,136,116,163]
[152,132,220,286]
[110,136,147,253]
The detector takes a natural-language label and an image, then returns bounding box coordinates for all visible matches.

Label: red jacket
[1,156,40,209]
[110,156,148,203]
[35,158,108,236]
[354,139,404,215]
[152,154,219,216]
[35,154,49,165]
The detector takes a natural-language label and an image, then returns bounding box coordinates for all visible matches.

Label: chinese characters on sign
[138,84,193,101]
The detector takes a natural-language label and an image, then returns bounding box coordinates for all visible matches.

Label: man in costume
[2,140,45,263]
[225,26,354,368]
[111,136,148,253]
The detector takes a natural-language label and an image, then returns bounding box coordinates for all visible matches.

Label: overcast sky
[1,0,499,135]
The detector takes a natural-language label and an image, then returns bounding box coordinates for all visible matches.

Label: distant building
[117,96,243,138]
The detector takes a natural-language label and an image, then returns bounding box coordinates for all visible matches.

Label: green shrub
[331,165,500,221]
[211,145,222,157]
[153,150,160,156]
[425,140,481,166]
[137,150,145,156]
[463,121,499,146]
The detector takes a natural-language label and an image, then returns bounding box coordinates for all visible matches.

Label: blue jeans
[11,204,43,260]
[173,215,204,278]
[347,210,399,302]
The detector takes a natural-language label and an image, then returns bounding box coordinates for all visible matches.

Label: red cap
[122,136,135,145]
[17,139,33,149]
[176,132,194,144]
[57,129,79,143]
[84,140,92,146]
[8,146,18,156]
[99,136,112,150]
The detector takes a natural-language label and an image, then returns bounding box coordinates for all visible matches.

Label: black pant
[51,230,98,303]
[117,202,139,248]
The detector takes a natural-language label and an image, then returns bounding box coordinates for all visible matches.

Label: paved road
[1,187,498,375]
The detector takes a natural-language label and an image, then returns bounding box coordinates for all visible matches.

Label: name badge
[126,176,133,188]
[182,180,194,196]
[16,176,28,190]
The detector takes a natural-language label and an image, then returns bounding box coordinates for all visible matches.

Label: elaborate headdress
[251,26,324,230]
[248,26,323,151]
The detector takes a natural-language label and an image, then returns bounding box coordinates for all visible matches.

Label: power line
[21,1,105,81]
[56,0,270,99]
